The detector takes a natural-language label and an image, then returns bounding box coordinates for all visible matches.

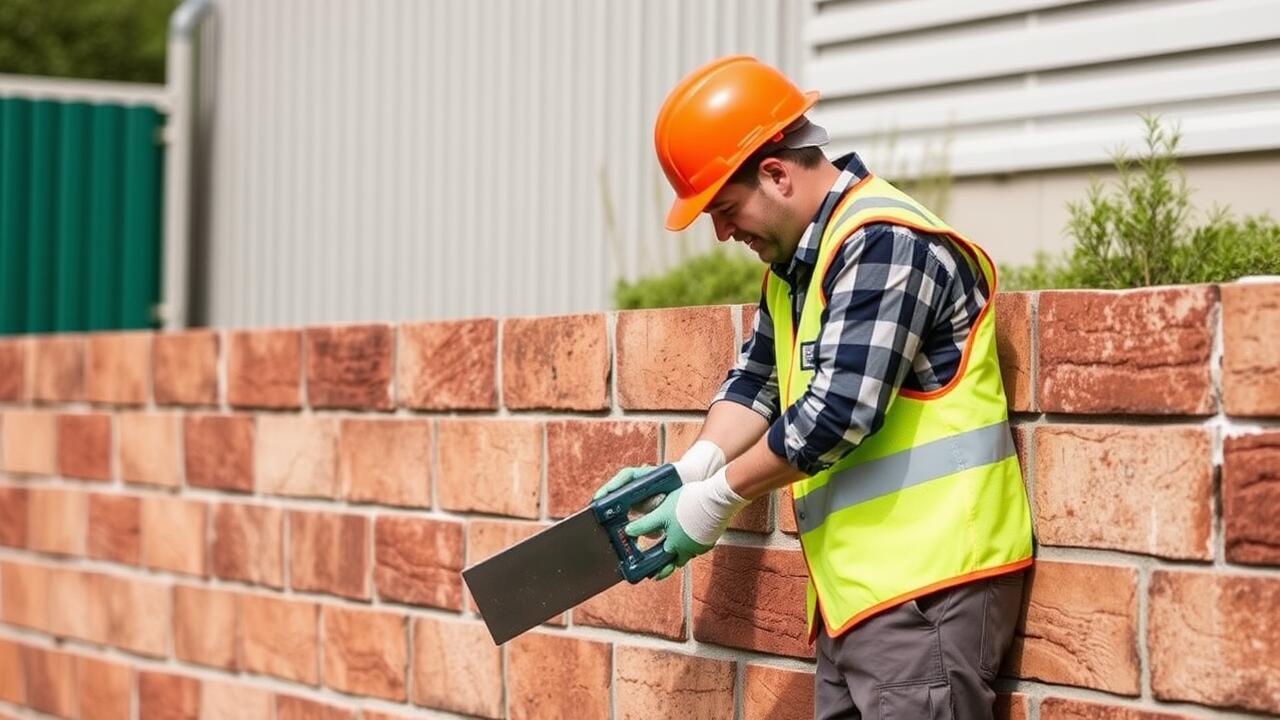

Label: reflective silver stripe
[794,420,1016,535]
[831,196,936,230]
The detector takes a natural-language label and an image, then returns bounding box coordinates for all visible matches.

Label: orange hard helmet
[654,55,819,231]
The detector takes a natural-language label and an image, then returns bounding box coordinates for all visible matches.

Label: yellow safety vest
[766,174,1033,640]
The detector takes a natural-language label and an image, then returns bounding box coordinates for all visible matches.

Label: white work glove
[626,465,751,580]
[670,439,727,485]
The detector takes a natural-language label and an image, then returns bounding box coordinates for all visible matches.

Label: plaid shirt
[713,153,989,475]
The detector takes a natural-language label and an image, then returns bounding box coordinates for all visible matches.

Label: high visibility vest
[766,174,1033,640]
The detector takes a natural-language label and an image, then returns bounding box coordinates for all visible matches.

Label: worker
[596,55,1034,719]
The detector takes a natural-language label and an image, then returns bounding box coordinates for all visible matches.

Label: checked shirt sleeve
[766,224,957,475]
[711,295,782,423]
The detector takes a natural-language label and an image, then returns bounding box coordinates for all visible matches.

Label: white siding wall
[192,0,804,327]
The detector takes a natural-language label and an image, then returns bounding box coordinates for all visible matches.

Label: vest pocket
[878,679,953,720]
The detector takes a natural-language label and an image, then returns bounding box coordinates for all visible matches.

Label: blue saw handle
[591,464,681,583]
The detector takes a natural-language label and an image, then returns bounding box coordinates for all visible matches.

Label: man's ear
[758,157,793,197]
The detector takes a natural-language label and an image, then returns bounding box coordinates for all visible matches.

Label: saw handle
[591,464,682,583]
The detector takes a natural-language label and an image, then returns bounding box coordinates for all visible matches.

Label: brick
[200,681,272,720]
[27,487,86,556]
[743,664,815,720]
[87,493,140,564]
[305,324,394,410]
[154,330,219,405]
[507,631,610,720]
[666,420,770,533]
[322,606,407,701]
[1037,287,1215,414]
[78,656,131,720]
[617,306,736,410]
[994,292,1034,412]
[411,617,502,718]
[546,420,659,518]
[691,544,811,659]
[22,646,76,717]
[184,413,255,492]
[363,712,413,720]
[57,412,112,480]
[615,646,734,720]
[374,516,463,610]
[227,328,302,408]
[398,318,497,409]
[97,573,169,656]
[0,639,22,704]
[502,313,609,410]
[118,412,181,487]
[31,334,83,402]
[1148,571,1280,713]
[174,585,238,669]
[277,696,354,720]
[1006,561,1139,694]
[140,496,206,575]
[257,415,339,497]
[339,418,431,507]
[437,419,542,518]
[86,331,151,405]
[464,519,562,624]
[211,503,283,587]
[1,562,50,630]
[47,567,102,641]
[2,409,56,475]
[573,572,684,640]
[1039,697,1191,719]
[240,593,319,684]
[1222,281,1280,415]
[139,672,200,720]
[1223,432,1280,564]
[1034,425,1212,560]
[289,511,369,599]
[0,337,29,401]
[996,693,1030,720]
[0,486,27,547]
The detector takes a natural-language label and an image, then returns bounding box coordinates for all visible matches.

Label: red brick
[996,693,1030,720]
[227,328,302,408]
[78,656,131,720]
[200,681,272,720]
[574,572,684,640]
[502,313,609,410]
[398,318,497,409]
[994,291,1034,412]
[154,330,219,405]
[57,412,112,480]
[31,334,83,402]
[184,413,254,492]
[615,646,734,720]
[118,412,180,487]
[173,585,238,669]
[1223,432,1280,564]
[1148,571,1280,713]
[339,418,431,507]
[464,519,562,625]
[617,306,736,410]
[322,606,407,701]
[362,713,412,720]
[743,663,815,720]
[1037,287,1215,414]
[437,419,542,518]
[289,511,369,599]
[140,496,206,575]
[277,696,354,720]
[1034,425,1212,560]
[138,672,200,720]
[2,409,56,476]
[507,631,610,720]
[1,562,50,630]
[1222,281,1280,416]
[211,503,283,587]
[48,567,103,641]
[666,420,770,532]
[87,493,140,564]
[546,419,659,518]
[1006,561,1139,695]
[1039,697,1191,719]
[27,487,86,556]
[411,617,502,718]
[239,594,319,684]
[86,332,151,405]
[0,639,21,704]
[0,486,27,548]
[374,516,463,609]
[22,646,76,717]
[97,573,170,656]
[692,544,811,659]
[305,324,394,410]
[0,337,29,401]
[256,415,339,497]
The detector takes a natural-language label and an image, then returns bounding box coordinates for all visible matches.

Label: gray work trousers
[814,571,1025,720]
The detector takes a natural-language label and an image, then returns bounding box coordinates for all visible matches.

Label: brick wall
[0,282,1277,720]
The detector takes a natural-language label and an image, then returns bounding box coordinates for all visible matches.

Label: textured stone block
[996,693,1031,720]
[437,419,542,518]
[31,334,83,402]
[200,681,272,720]
[1039,697,1190,719]
[994,292,1034,412]
[398,318,497,409]
[239,593,319,684]
[256,415,339,497]
[87,493,140,564]
[374,515,464,610]
[573,571,684,640]
[119,412,180,487]
[184,413,255,492]
[546,419,659,518]
[47,567,100,641]
[173,585,238,669]
[691,544,811,659]
[0,486,27,548]
[1223,432,1280,564]
[0,337,28,401]
[305,324,394,410]
[138,672,200,720]
[502,313,609,410]
[743,664,815,720]
[96,573,169,656]
[22,646,76,718]
[289,511,369,599]
[86,331,151,405]
[211,503,283,587]
[276,696,353,720]
[0,639,21,704]
[140,496,206,575]
[153,330,219,405]
[507,631,610,720]
[227,328,301,408]
[411,617,502,718]
[2,410,56,476]
[322,606,407,701]
[1,562,50,630]
[27,487,86,556]
[617,306,736,410]
[1222,281,1280,416]
[57,412,111,480]
[615,646,734,720]
[339,418,431,507]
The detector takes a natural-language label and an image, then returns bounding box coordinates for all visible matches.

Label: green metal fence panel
[27,101,60,333]
[0,98,31,334]
[56,102,91,332]
[121,106,163,330]
[87,104,124,332]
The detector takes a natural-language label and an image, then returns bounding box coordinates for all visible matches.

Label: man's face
[705,175,800,265]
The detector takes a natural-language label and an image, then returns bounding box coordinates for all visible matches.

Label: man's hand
[624,466,749,580]
[591,439,726,501]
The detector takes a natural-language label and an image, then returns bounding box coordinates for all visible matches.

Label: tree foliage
[0,0,178,83]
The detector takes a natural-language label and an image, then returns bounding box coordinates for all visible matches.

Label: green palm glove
[593,465,657,500]
[624,486,713,581]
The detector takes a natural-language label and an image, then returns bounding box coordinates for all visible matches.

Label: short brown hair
[728,146,826,187]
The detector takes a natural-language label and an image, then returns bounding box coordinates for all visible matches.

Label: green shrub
[1001,115,1280,290]
[614,247,763,310]
[0,0,177,83]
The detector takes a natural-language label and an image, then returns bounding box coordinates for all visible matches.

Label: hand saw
[462,464,681,645]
